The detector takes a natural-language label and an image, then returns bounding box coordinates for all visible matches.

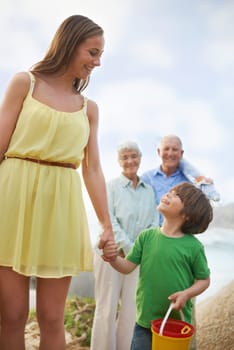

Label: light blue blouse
[107,174,159,254]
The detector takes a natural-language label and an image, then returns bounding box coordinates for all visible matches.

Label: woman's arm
[82,99,114,246]
[0,72,29,162]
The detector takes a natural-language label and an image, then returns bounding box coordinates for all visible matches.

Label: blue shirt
[107,174,159,254]
[141,166,190,225]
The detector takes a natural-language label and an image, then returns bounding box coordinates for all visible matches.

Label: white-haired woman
[91,141,159,350]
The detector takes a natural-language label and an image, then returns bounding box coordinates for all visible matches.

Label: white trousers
[90,252,139,350]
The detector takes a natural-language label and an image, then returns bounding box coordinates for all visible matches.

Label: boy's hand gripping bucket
[151,303,194,350]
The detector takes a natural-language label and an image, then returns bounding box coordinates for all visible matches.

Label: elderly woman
[91,141,159,350]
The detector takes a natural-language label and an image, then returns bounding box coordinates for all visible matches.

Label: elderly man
[90,141,158,350]
[141,134,219,225]
[141,135,191,225]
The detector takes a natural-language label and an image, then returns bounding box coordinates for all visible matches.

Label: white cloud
[96,78,225,152]
[96,79,177,132]
[201,1,234,71]
[206,1,234,38]
[204,40,234,71]
[130,39,175,68]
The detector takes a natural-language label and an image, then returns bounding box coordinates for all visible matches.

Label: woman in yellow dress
[0,15,114,350]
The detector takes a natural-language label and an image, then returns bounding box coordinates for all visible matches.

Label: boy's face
[157,190,184,218]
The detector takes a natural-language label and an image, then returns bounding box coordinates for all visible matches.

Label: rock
[196,280,234,350]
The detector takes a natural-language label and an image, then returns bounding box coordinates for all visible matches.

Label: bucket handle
[159,303,184,336]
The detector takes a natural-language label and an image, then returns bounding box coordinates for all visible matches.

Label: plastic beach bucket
[151,303,194,350]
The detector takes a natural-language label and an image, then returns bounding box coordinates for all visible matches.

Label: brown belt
[6,156,76,169]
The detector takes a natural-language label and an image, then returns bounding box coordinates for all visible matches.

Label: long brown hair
[31,15,104,92]
[172,182,213,234]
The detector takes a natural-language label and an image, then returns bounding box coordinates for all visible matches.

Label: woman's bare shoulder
[6,71,31,96]
[86,98,99,122]
[87,98,98,111]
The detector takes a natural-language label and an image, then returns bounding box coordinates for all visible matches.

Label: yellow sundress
[0,72,93,277]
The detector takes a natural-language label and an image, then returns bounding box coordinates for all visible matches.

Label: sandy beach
[196,280,234,350]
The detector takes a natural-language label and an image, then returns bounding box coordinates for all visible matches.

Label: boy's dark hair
[172,182,213,234]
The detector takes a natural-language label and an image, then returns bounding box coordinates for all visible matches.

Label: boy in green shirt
[103,182,213,350]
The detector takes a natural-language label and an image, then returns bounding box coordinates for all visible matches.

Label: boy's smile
[157,190,184,218]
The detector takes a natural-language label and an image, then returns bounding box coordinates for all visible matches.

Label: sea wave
[197,227,234,247]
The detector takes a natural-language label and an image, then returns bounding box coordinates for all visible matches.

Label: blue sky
[1,0,234,210]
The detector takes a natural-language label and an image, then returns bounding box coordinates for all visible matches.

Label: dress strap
[83,97,88,114]
[27,71,36,95]
[83,97,89,167]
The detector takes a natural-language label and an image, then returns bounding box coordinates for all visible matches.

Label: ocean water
[196,227,234,303]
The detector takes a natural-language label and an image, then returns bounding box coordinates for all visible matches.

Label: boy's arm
[110,256,137,274]
[168,277,210,310]
[103,240,137,274]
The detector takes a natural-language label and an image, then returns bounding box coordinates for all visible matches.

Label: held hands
[98,226,114,250]
[102,240,118,262]
[97,225,118,262]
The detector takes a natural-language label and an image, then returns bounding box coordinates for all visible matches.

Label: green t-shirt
[126,227,210,328]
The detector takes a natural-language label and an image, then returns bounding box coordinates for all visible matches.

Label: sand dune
[196,280,234,350]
